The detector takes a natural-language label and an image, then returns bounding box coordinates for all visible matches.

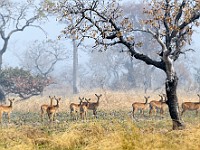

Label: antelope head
[144,96,150,103]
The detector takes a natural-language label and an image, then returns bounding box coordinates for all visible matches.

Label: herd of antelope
[132,94,200,119]
[0,93,200,123]
[0,94,102,123]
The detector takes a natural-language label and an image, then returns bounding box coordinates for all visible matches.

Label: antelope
[181,94,200,116]
[46,96,61,122]
[80,98,90,121]
[0,98,15,123]
[132,96,150,118]
[40,96,55,122]
[149,94,167,117]
[69,97,84,120]
[86,94,102,118]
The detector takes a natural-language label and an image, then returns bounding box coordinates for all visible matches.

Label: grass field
[1,90,200,150]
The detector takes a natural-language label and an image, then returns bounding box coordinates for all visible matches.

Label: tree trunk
[0,54,5,103]
[165,74,185,130]
[72,38,78,94]
[0,53,2,71]
[0,88,5,103]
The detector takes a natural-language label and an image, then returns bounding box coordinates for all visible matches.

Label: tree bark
[0,53,3,71]
[165,74,185,130]
[72,38,78,94]
[0,88,5,103]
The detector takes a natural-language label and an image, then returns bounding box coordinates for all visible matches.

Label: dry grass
[13,89,200,112]
[1,120,200,150]
[1,90,200,150]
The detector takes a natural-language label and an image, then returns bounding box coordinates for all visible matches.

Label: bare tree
[0,0,46,70]
[48,0,200,129]
[0,0,47,101]
[21,40,67,78]
[72,28,79,94]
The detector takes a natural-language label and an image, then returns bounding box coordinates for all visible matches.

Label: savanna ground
[1,89,200,150]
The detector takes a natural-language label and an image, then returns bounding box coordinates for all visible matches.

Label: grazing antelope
[86,94,102,118]
[69,97,84,120]
[46,96,61,122]
[149,94,167,117]
[40,96,55,122]
[132,96,150,118]
[0,98,15,123]
[80,98,90,121]
[181,94,200,116]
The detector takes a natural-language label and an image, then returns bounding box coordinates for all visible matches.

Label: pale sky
[2,1,200,68]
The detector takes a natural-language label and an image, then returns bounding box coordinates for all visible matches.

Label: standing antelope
[69,97,84,120]
[40,96,55,122]
[86,94,102,118]
[181,94,200,116]
[80,98,90,121]
[0,98,15,123]
[132,96,150,118]
[46,96,61,122]
[149,94,167,117]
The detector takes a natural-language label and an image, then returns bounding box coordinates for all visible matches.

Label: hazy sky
[2,1,200,68]
[3,17,64,67]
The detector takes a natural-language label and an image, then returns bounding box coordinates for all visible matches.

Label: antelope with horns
[132,96,150,118]
[80,98,90,121]
[40,96,55,122]
[86,94,102,118]
[46,96,61,122]
[181,94,200,116]
[0,98,15,123]
[69,97,84,120]
[149,94,168,117]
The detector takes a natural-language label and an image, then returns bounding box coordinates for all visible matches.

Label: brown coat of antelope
[181,94,200,116]
[46,96,61,122]
[69,97,84,120]
[132,96,150,118]
[80,98,90,121]
[86,94,102,118]
[0,98,15,123]
[149,94,168,117]
[40,96,55,122]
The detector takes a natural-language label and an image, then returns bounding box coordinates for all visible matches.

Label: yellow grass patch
[0,119,200,150]
[1,90,200,149]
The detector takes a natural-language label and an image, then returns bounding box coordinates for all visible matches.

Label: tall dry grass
[13,89,200,112]
[1,120,200,150]
[1,89,200,150]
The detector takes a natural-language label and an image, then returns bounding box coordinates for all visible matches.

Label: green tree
[0,67,51,100]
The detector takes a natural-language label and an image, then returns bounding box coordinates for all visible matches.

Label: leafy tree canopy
[0,67,52,100]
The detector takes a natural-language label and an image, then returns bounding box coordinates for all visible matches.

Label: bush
[0,67,52,99]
